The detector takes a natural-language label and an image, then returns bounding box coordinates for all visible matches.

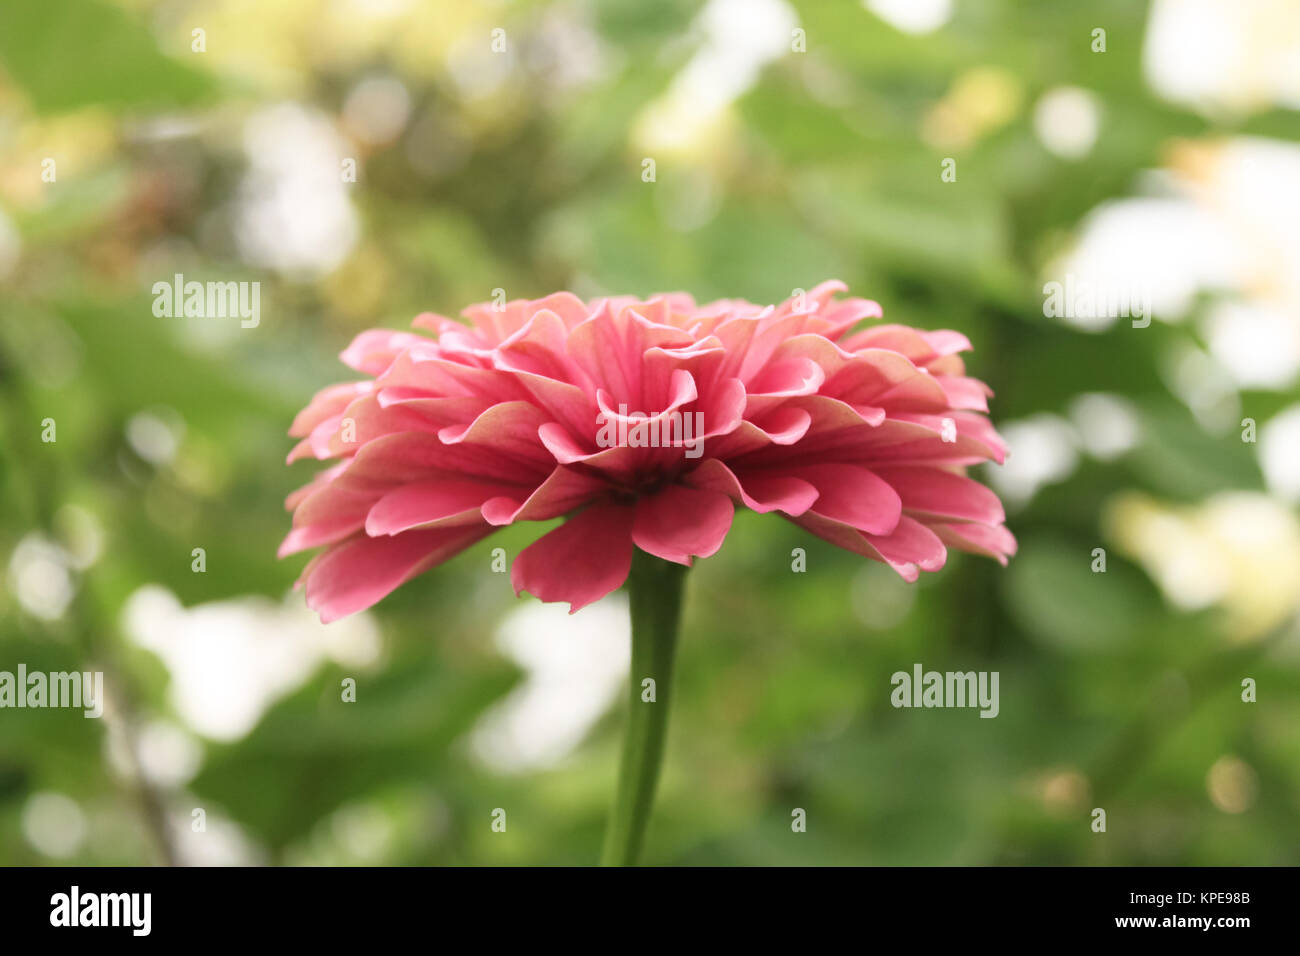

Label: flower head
[282,281,1015,621]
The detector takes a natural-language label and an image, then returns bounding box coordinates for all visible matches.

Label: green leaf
[0,0,214,113]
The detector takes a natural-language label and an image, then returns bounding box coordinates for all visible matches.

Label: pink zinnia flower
[281,281,1015,622]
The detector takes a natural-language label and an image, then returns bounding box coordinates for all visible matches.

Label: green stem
[600,550,688,866]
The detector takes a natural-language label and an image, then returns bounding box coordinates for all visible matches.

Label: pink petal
[481,466,609,525]
[436,401,555,469]
[872,465,1005,524]
[685,459,818,515]
[800,463,902,535]
[511,501,636,612]
[339,329,426,375]
[511,371,600,440]
[863,516,948,575]
[289,382,370,438]
[934,375,992,412]
[305,526,491,623]
[366,478,529,535]
[277,514,366,557]
[495,309,593,389]
[567,302,692,403]
[631,485,734,565]
[921,329,973,357]
[284,462,347,510]
[698,405,812,459]
[932,522,1018,564]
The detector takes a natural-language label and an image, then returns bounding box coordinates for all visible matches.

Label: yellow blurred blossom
[1105,491,1300,640]
[1206,755,1259,814]
[922,67,1023,150]
[176,0,485,95]
[0,110,118,207]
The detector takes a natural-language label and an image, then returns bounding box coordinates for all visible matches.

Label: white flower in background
[1033,86,1102,160]
[105,718,203,789]
[985,415,1079,509]
[7,533,75,621]
[233,103,359,277]
[1145,0,1300,116]
[634,0,797,156]
[865,0,952,35]
[172,807,263,866]
[122,586,380,741]
[1174,138,1300,310]
[1067,393,1141,461]
[1049,0,1300,413]
[1044,195,1242,331]
[1047,137,1300,396]
[22,792,86,858]
[1204,299,1300,390]
[1260,405,1300,504]
[469,594,630,772]
[125,407,185,466]
[980,394,1141,510]
[1158,341,1241,435]
[1050,0,1300,348]
[1045,128,1300,524]
[1105,491,1300,639]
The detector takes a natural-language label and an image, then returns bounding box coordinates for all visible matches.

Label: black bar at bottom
[0,865,1279,941]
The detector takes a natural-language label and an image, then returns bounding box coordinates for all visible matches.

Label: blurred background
[2,0,1298,866]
